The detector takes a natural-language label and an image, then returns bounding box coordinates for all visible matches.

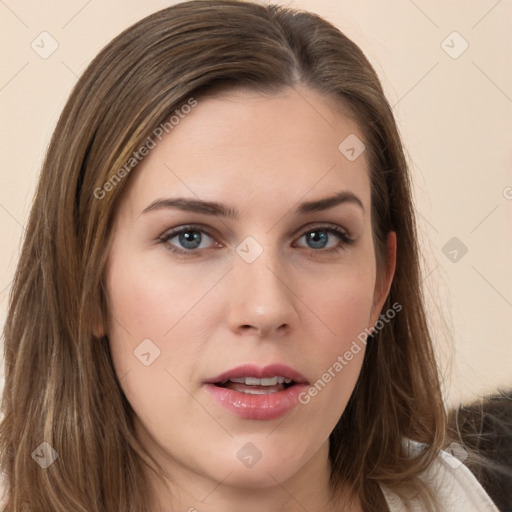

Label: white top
[0,450,499,511]
[381,449,499,511]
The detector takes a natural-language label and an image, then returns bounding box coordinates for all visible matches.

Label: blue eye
[160,226,217,254]
[296,227,352,251]
[159,224,354,256]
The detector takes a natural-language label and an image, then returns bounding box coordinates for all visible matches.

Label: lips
[204,363,308,385]
[203,363,309,420]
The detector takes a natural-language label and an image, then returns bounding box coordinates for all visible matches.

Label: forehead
[119,85,370,219]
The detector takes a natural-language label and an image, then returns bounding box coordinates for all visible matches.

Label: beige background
[0,0,511,407]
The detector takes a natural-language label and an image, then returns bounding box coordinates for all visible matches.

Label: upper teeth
[224,376,292,386]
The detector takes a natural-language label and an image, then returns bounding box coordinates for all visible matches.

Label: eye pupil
[307,231,328,249]
[179,231,202,249]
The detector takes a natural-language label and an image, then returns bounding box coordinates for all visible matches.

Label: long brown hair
[0,1,446,510]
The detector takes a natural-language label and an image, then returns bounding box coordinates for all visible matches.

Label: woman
[0,1,499,510]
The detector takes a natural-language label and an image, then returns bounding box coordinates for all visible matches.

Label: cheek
[104,247,226,422]
[293,256,376,414]
[104,253,209,460]
[104,244,226,351]
[300,253,376,345]
[314,272,374,332]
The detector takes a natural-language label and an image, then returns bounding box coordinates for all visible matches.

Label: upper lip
[204,363,308,384]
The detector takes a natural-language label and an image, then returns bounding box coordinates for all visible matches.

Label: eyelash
[158,224,355,257]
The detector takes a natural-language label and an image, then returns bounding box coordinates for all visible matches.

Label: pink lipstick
[203,363,309,420]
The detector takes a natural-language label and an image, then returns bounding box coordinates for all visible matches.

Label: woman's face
[104,85,395,501]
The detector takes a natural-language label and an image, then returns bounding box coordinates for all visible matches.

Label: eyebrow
[141,191,364,219]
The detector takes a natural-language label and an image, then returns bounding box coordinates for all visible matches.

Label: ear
[91,293,107,339]
[369,231,397,326]
[92,314,106,339]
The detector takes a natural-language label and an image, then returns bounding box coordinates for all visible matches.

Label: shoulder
[381,445,499,512]
[421,449,499,511]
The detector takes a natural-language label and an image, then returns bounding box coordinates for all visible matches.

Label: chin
[205,443,306,489]
[218,465,297,489]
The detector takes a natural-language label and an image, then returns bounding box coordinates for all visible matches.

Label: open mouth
[214,376,296,395]
[205,365,309,420]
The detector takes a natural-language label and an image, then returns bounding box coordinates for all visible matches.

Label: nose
[225,248,298,338]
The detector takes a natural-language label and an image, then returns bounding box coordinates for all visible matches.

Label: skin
[102,85,396,512]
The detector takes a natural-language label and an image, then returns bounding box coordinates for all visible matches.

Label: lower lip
[204,383,309,420]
